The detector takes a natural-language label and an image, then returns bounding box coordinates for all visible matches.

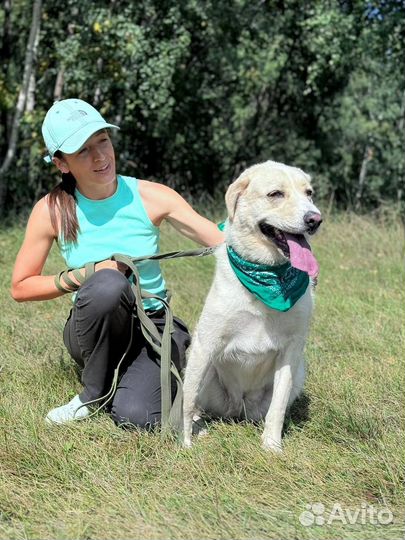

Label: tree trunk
[1,0,12,78]
[26,21,40,114]
[93,0,116,106]
[53,22,75,102]
[398,88,405,227]
[0,0,42,215]
[355,143,373,211]
[0,0,13,158]
[399,87,405,193]
[53,67,65,101]
[25,24,41,195]
[93,57,104,106]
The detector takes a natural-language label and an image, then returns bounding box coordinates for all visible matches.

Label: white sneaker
[45,394,91,425]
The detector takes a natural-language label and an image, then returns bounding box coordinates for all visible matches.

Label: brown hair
[47,152,79,243]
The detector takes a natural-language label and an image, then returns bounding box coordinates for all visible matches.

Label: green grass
[0,212,404,539]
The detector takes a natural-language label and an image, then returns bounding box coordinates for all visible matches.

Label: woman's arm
[11,197,64,301]
[139,181,225,246]
[11,197,128,302]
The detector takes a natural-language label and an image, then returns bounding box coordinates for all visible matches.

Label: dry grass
[0,211,404,539]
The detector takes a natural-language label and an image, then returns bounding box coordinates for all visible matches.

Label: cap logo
[67,110,88,121]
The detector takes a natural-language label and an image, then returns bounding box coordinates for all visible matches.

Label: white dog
[183,160,322,452]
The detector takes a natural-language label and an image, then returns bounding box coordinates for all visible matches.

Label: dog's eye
[306,189,313,198]
[267,191,284,198]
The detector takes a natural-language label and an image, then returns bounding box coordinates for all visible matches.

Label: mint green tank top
[58,175,166,310]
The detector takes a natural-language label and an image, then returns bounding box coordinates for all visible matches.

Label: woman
[11,98,224,428]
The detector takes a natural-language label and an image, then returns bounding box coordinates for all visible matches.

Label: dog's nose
[304,211,322,233]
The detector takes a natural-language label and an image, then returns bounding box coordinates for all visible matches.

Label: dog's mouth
[259,221,319,277]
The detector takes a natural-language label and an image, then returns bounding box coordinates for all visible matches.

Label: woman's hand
[95,259,129,274]
[62,259,129,290]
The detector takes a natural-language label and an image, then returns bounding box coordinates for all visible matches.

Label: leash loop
[71,244,217,436]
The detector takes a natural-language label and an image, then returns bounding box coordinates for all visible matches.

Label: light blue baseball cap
[41,98,119,163]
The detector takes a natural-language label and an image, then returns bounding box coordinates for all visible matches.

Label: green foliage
[0,0,404,212]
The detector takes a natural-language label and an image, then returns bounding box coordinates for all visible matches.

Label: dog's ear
[225,176,250,221]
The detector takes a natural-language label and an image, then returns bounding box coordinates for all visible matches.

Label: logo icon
[299,503,325,526]
[299,502,394,527]
[67,110,88,121]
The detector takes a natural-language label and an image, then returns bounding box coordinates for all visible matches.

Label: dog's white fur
[183,160,321,452]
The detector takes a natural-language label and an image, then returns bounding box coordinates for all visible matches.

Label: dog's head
[225,160,322,275]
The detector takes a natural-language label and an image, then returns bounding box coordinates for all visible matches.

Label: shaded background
[0,0,404,215]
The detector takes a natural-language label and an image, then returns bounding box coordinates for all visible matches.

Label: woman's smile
[93,162,111,174]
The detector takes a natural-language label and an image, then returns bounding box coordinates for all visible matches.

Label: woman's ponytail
[48,170,79,244]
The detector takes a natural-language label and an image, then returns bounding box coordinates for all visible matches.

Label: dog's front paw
[182,436,193,448]
[261,433,283,453]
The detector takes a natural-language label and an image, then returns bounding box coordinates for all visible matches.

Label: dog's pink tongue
[284,233,319,277]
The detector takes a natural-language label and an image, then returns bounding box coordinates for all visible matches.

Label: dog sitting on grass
[183,161,322,452]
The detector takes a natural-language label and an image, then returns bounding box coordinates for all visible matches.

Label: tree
[0,0,42,215]
[0,0,403,214]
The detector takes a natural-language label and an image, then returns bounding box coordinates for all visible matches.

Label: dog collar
[226,245,309,312]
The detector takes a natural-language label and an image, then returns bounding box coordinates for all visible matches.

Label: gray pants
[63,269,190,429]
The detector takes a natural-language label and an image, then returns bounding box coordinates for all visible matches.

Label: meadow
[0,211,404,539]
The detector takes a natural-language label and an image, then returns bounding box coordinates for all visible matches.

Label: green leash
[55,246,216,436]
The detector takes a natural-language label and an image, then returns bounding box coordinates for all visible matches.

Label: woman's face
[53,130,116,194]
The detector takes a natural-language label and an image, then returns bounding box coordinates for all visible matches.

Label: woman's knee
[75,269,133,317]
[110,400,160,430]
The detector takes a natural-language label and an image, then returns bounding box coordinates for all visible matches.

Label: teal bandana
[226,245,309,312]
[217,220,310,311]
